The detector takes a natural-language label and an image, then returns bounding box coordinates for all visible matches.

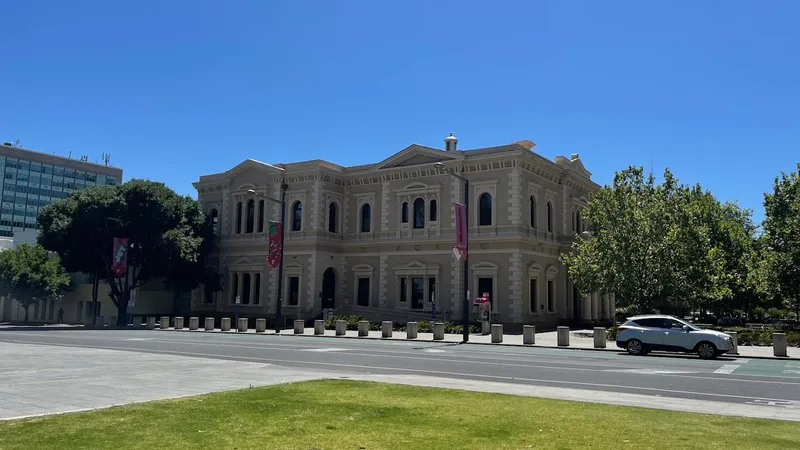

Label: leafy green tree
[0,244,71,323]
[37,179,220,326]
[561,167,687,313]
[762,163,800,320]
[562,166,759,316]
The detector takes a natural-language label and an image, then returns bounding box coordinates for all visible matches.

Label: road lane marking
[5,339,797,404]
[714,364,741,374]
[302,348,348,352]
[422,349,446,353]
[607,369,695,375]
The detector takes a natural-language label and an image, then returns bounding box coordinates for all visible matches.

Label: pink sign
[454,202,467,256]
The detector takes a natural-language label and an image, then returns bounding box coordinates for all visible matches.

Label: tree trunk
[23,305,29,323]
[116,294,129,327]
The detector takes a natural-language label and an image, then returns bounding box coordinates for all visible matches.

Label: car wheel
[626,339,645,356]
[696,341,717,360]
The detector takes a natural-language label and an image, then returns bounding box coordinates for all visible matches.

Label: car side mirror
[682,325,690,332]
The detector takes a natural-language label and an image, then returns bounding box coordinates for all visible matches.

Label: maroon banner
[111,237,129,278]
[267,221,283,269]
[454,202,467,259]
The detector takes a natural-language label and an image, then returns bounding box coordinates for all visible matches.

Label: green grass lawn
[0,380,797,449]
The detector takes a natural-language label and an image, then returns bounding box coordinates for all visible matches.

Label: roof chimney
[444,133,458,151]
[570,153,580,161]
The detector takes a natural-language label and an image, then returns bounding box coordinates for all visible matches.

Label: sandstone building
[191,134,614,329]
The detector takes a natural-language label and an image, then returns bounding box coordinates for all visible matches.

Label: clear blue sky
[1,1,798,223]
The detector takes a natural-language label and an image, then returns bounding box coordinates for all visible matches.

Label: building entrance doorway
[321,268,336,310]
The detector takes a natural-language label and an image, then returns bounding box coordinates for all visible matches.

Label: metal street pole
[462,178,469,343]
[274,181,288,333]
[434,162,471,343]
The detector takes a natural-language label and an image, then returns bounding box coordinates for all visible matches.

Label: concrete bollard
[382,321,393,338]
[727,331,739,355]
[134,316,144,329]
[294,320,305,334]
[336,320,346,336]
[773,332,788,357]
[523,325,535,345]
[174,317,184,330]
[433,322,444,340]
[491,324,503,343]
[146,316,155,330]
[189,317,199,330]
[238,317,248,332]
[358,320,369,337]
[160,316,170,330]
[407,322,418,339]
[314,320,325,335]
[204,317,215,331]
[557,326,570,346]
[593,327,606,348]
[221,317,231,331]
[255,318,266,333]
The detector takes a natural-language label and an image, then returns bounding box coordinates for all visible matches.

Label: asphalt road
[1,329,799,410]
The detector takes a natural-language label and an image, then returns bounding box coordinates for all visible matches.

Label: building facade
[0,141,124,323]
[191,135,615,329]
[0,142,123,237]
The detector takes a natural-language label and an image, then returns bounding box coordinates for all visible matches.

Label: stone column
[227,271,235,304]
[591,293,600,321]
[250,272,257,305]
[581,296,592,321]
[610,294,616,322]
[239,198,246,233]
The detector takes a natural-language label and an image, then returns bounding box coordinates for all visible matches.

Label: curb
[153,328,800,361]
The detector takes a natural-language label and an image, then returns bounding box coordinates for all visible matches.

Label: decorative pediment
[529,263,542,276]
[555,154,592,179]
[233,257,253,265]
[226,158,285,180]
[351,263,374,272]
[373,145,457,171]
[470,261,499,271]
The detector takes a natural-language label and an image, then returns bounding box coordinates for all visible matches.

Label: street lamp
[247,181,289,333]
[434,162,470,343]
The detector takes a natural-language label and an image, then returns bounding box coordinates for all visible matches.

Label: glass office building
[0,143,123,237]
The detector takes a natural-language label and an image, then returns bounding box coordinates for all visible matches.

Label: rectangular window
[547,280,555,312]
[529,279,538,313]
[288,276,300,306]
[399,277,407,303]
[411,277,424,310]
[254,273,261,305]
[242,273,251,305]
[428,277,436,303]
[357,277,370,307]
[232,273,239,304]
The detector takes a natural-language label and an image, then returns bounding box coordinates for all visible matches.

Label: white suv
[616,314,735,359]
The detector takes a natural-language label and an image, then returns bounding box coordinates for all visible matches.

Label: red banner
[267,221,282,269]
[111,237,129,278]
[454,202,467,258]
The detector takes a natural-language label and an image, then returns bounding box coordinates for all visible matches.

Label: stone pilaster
[340,256,349,305]
[378,254,388,308]
[342,187,351,234]
[591,292,600,321]
[561,184,569,235]
[581,296,592,321]
[507,251,523,322]
[305,255,317,314]
[310,179,322,231]
[221,187,230,235]
[380,181,390,233]
[507,167,522,225]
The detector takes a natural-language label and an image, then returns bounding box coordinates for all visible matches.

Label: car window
[666,319,685,329]
[633,318,667,328]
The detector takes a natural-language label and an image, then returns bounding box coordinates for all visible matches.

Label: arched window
[529,196,537,228]
[576,210,582,233]
[257,200,265,232]
[209,209,219,236]
[546,201,553,232]
[291,201,303,231]
[429,199,437,222]
[413,198,425,229]
[245,199,255,233]
[360,204,372,232]
[401,202,409,223]
[328,202,338,233]
[235,202,243,234]
[478,193,492,226]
